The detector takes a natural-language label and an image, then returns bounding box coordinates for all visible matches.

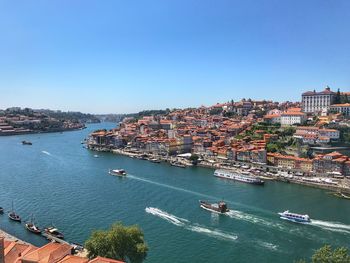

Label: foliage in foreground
[296,245,350,263]
[85,222,148,263]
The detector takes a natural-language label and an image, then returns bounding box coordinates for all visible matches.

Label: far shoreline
[87,145,350,195]
[0,126,88,137]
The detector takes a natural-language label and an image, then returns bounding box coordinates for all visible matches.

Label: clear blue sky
[0,0,349,114]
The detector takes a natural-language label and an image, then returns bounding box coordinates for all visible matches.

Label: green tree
[312,245,350,263]
[189,154,199,164]
[335,88,341,104]
[296,245,350,263]
[266,143,279,153]
[85,222,148,263]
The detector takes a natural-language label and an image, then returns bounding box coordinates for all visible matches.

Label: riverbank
[0,228,29,244]
[0,126,87,137]
[87,145,350,194]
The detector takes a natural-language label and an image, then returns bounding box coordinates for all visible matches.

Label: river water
[0,123,349,263]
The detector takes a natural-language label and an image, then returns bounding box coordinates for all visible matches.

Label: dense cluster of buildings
[88,87,350,177]
[267,151,350,176]
[293,126,340,145]
[0,236,125,263]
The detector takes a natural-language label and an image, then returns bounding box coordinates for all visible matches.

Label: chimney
[0,236,5,263]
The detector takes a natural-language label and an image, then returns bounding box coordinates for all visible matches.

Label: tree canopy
[85,222,148,263]
[296,245,350,263]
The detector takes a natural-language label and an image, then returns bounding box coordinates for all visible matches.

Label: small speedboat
[44,226,64,239]
[93,154,99,158]
[0,207,4,214]
[278,210,311,223]
[200,200,229,214]
[8,212,21,222]
[109,169,127,176]
[22,141,32,145]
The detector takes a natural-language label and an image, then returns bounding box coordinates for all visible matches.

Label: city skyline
[0,0,349,113]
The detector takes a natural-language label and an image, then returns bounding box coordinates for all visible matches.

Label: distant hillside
[37,109,100,123]
[95,109,172,123]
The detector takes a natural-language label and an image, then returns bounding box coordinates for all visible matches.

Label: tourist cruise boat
[199,200,229,214]
[278,210,311,223]
[214,169,264,185]
[109,169,127,176]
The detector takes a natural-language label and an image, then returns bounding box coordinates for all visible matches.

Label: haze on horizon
[0,0,349,114]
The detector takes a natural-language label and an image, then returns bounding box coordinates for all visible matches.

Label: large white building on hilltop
[302,87,335,113]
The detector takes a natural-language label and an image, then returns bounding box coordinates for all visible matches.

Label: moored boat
[0,207,3,214]
[170,161,186,168]
[25,214,41,234]
[22,141,32,145]
[278,210,311,223]
[44,226,64,239]
[150,158,161,163]
[214,169,264,185]
[109,169,127,176]
[200,200,229,214]
[8,212,21,222]
[25,223,41,234]
[8,202,21,222]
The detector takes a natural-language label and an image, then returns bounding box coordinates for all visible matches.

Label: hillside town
[87,87,350,184]
[0,108,99,136]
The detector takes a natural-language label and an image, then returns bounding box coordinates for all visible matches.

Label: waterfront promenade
[88,145,350,194]
[0,228,29,244]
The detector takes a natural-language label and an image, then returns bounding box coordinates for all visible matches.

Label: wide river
[0,123,349,263]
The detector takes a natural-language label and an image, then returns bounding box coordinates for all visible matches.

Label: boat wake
[145,207,188,226]
[145,207,238,241]
[311,219,350,234]
[256,240,279,251]
[129,175,216,200]
[41,151,52,156]
[226,210,286,231]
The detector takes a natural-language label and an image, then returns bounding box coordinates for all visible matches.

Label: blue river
[0,123,349,263]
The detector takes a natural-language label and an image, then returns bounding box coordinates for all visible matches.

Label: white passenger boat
[278,210,311,223]
[109,169,127,176]
[214,169,264,185]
